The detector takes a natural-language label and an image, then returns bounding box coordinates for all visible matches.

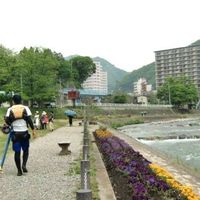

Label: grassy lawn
[0,119,67,155]
[0,106,84,154]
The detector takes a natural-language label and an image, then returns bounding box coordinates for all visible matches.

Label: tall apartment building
[155,45,200,92]
[133,78,152,96]
[82,61,108,95]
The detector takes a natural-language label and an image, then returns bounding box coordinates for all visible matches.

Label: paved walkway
[0,122,84,200]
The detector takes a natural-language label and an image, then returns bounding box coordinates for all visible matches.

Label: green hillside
[189,40,200,46]
[116,39,200,93]
[65,39,200,94]
[117,62,156,92]
[64,55,128,92]
[92,57,128,92]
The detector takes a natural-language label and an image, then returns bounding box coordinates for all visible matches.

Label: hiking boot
[22,165,28,173]
[17,170,23,176]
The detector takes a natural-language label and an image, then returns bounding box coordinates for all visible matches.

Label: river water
[117,117,200,170]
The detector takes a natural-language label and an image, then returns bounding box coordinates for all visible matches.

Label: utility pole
[59,78,63,108]
[168,83,171,105]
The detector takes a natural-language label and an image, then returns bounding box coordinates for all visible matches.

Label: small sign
[68,90,80,100]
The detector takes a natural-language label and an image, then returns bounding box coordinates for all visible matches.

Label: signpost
[68,90,80,107]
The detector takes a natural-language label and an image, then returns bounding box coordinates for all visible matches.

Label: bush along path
[94,128,200,200]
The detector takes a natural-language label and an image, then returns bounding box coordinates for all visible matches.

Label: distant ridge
[64,55,128,92]
[64,55,79,60]
[117,62,155,92]
[64,39,200,93]
[115,39,200,92]
[92,57,128,92]
[189,40,200,46]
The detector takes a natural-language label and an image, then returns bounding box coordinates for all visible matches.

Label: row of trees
[1,45,198,108]
[102,76,199,109]
[0,45,96,106]
[157,76,199,108]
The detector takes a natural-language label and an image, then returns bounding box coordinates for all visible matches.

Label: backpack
[9,105,28,123]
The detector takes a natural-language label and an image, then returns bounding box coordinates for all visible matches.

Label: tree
[13,47,61,105]
[57,59,72,87]
[113,94,128,103]
[0,45,16,91]
[0,93,8,106]
[70,56,96,88]
[157,76,199,108]
[0,45,97,106]
[147,92,158,104]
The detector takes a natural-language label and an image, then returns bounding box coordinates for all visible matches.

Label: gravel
[0,124,83,200]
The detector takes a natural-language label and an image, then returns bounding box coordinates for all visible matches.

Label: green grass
[0,106,84,153]
[0,119,67,155]
[90,145,100,200]
[67,159,81,176]
[110,118,144,129]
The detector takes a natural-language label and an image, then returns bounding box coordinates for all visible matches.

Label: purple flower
[94,131,185,199]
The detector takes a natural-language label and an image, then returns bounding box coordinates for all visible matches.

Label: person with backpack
[5,94,36,176]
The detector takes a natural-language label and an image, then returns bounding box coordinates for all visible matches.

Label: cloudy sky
[0,0,199,72]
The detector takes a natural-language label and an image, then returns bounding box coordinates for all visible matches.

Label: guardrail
[95,103,172,108]
[76,108,92,200]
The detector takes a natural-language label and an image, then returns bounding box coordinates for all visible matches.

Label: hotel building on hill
[81,61,108,95]
[155,45,200,92]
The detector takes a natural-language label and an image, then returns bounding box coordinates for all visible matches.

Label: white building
[82,61,108,95]
[133,78,152,96]
[137,96,148,105]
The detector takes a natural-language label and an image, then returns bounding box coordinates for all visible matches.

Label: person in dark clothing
[68,116,73,126]
[5,94,36,176]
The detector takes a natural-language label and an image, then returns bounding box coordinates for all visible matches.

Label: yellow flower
[149,163,200,200]
[95,129,113,138]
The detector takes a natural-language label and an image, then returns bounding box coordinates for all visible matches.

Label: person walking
[48,111,54,131]
[68,115,74,126]
[33,111,40,130]
[41,111,48,129]
[65,110,76,127]
[5,94,36,176]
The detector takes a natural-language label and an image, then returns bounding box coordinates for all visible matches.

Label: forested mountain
[65,39,200,93]
[115,39,200,93]
[92,57,128,92]
[116,62,156,92]
[65,56,128,92]
[189,40,200,46]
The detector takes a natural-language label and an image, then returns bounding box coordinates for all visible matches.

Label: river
[117,117,200,170]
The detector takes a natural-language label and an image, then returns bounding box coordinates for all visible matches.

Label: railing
[95,103,172,108]
[76,107,92,200]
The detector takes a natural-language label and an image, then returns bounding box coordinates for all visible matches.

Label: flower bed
[94,129,200,200]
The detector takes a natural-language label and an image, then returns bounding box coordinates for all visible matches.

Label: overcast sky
[0,0,200,72]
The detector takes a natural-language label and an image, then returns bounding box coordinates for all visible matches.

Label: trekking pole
[0,129,13,171]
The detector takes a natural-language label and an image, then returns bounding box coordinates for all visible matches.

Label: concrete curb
[92,135,116,200]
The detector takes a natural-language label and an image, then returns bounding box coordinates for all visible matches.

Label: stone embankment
[137,134,200,140]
